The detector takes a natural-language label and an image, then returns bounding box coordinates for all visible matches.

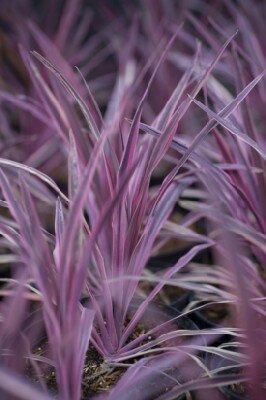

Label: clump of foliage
[0,1,265,399]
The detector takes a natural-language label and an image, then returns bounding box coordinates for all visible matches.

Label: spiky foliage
[0,1,266,400]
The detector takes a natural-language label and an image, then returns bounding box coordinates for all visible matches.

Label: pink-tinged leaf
[54,197,64,268]
[186,12,221,52]
[219,214,266,253]
[32,51,101,140]
[28,19,103,130]
[192,95,266,159]
[58,129,107,315]
[0,157,69,204]
[68,129,81,199]
[21,173,56,205]
[54,0,83,49]
[0,90,50,125]
[119,33,178,177]
[0,367,55,400]
[18,175,57,303]
[0,169,30,243]
[0,222,21,246]
[167,31,238,127]
[155,42,201,131]
[27,58,71,142]
[156,374,245,400]
[71,307,95,399]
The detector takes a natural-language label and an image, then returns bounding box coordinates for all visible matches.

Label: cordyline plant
[0,32,213,398]
[172,4,266,398]
[0,1,266,400]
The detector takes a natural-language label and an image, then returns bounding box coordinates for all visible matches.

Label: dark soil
[26,342,123,398]
[82,348,123,397]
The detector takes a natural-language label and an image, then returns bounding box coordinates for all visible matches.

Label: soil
[25,319,154,398]
[26,342,123,398]
[226,382,246,397]
[82,348,123,397]
[25,340,57,394]
[13,293,247,400]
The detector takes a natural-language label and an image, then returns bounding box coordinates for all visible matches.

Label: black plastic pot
[168,288,230,338]
[168,290,193,313]
[220,384,246,400]
[128,297,199,336]
[148,249,192,272]
[205,349,247,400]
[148,246,213,273]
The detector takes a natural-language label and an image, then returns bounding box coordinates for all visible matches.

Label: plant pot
[128,298,199,336]
[220,383,247,400]
[206,350,247,400]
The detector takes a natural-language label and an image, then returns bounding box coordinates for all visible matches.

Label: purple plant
[0,1,266,400]
[0,33,214,400]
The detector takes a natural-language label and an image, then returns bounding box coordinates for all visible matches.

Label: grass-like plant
[0,1,265,399]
